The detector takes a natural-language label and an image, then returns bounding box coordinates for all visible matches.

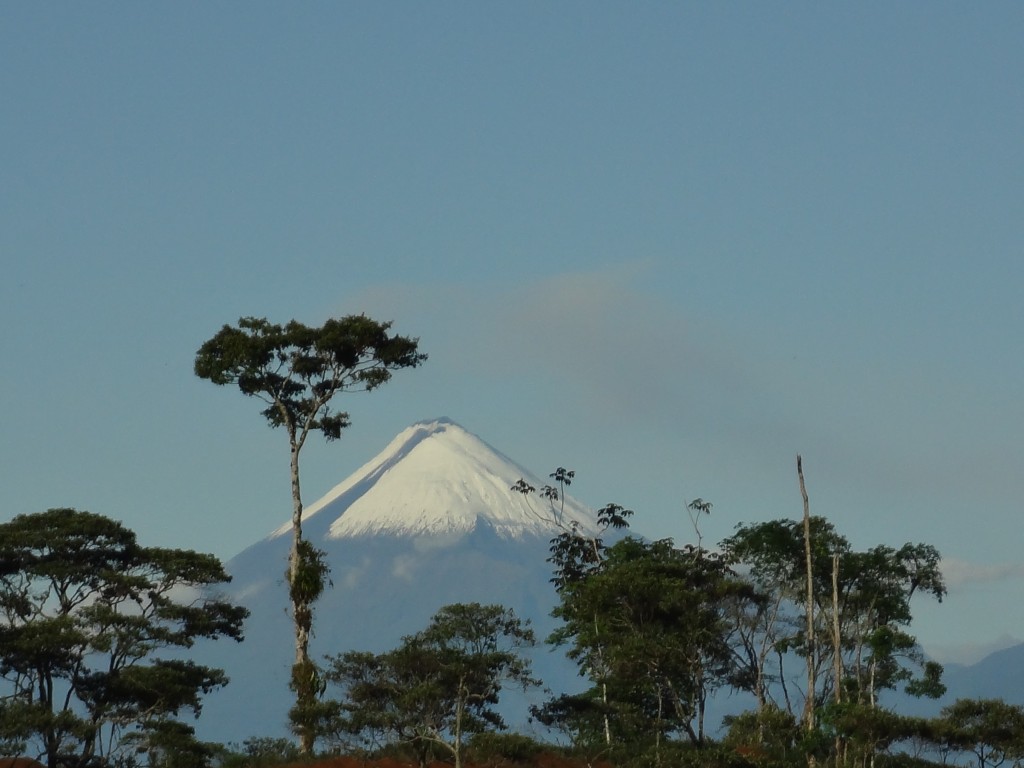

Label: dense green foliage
[517,468,968,768]
[0,509,246,768]
[322,604,537,768]
[721,517,946,713]
[194,316,426,442]
[537,536,758,752]
[5,462,1024,768]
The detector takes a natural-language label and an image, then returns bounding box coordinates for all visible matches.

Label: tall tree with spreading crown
[194,314,425,753]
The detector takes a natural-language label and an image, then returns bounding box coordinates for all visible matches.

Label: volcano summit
[271,417,598,542]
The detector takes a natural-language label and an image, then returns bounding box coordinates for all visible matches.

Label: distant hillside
[939,642,1024,704]
[865,642,1024,719]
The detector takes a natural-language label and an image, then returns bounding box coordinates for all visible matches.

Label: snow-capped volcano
[194,419,600,744]
[271,417,597,542]
[192,418,1024,746]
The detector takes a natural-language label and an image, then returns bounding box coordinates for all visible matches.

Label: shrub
[219,737,301,768]
[467,733,544,765]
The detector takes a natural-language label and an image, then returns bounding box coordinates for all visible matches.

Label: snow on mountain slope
[270,417,597,542]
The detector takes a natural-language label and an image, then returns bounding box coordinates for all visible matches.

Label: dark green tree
[816,701,929,768]
[538,535,756,757]
[932,699,1024,768]
[194,314,425,753]
[121,720,218,768]
[323,603,537,768]
[722,517,945,768]
[723,520,944,714]
[722,517,849,717]
[722,706,801,768]
[841,543,945,705]
[0,509,246,768]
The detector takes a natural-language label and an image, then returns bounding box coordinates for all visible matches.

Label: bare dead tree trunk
[453,678,466,768]
[833,552,844,767]
[832,552,842,704]
[798,456,816,737]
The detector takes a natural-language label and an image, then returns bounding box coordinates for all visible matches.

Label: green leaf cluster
[539,536,757,751]
[194,315,426,442]
[721,517,946,711]
[322,603,537,768]
[0,509,247,768]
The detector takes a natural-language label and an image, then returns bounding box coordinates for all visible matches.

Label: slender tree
[194,314,425,753]
[721,516,851,719]
[513,469,633,749]
[798,455,816,737]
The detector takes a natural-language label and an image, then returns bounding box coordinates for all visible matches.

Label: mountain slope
[898,643,1024,716]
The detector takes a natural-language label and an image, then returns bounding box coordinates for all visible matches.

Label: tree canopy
[323,603,537,768]
[721,516,946,715]
[537,535,757,754]
[194,315,426,444]
[0,509,247,768]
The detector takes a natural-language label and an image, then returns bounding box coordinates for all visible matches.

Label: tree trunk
[697,682,707,746]
[833,553,843,765]
[832,552,842,704]
[453,679,465,768]
[288,438,307,663]
[798,456,816,736]
[655,688,663,767]
[288,438,316,755]
[589,608,611,746]
[602,680,612,746]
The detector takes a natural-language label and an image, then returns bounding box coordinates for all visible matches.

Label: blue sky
[3,4,1022,664]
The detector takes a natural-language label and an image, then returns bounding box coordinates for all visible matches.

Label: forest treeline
[3,488,1024,768]
[4,316,1022,768]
